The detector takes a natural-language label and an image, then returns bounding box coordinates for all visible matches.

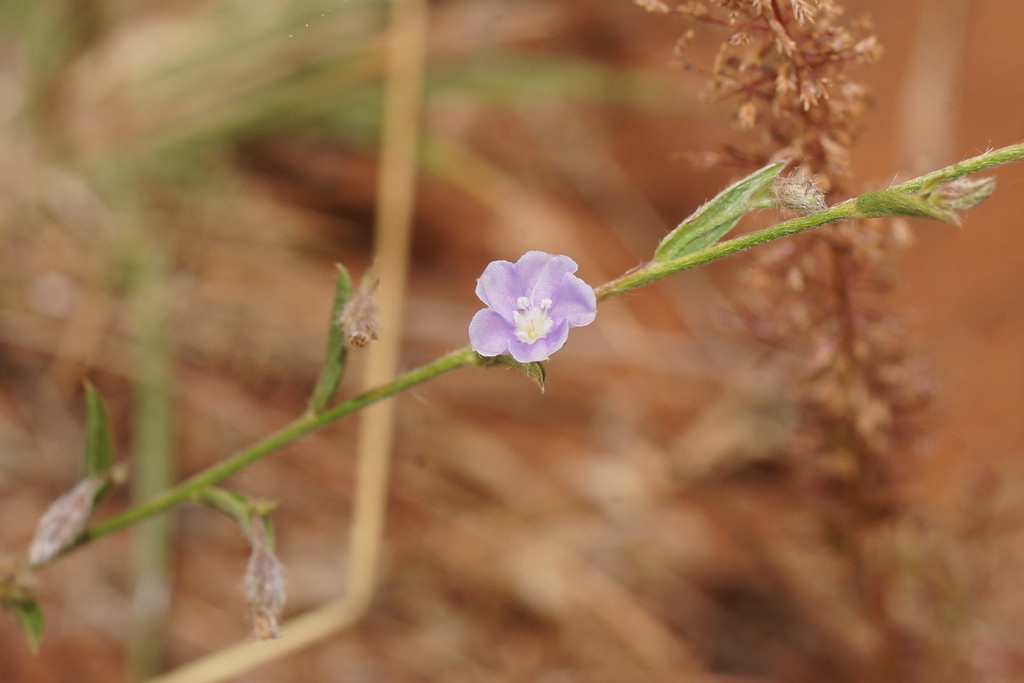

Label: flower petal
[474,260,521,320]
[469,309,513,356]
[514,252,579,303]
[550,274,597,327]
[507,319,569,363]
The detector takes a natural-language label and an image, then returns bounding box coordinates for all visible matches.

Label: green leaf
[309,265,353,413]
[9,600,45,653]
[82,381,114,477]
[855,189,959,224]
[653,161,787,262]
[474,354,548,392]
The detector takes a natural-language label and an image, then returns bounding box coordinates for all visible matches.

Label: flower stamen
[513,297,554,344]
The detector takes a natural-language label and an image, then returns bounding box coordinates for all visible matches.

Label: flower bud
[337,278,380,348]
[771,174,826,213]
[244,525,286,640]
[27,476,105,566]
[936,177,996,212]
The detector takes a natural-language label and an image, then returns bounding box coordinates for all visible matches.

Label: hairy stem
[893,141,1024,192]
[71,347,478,550]
[596,203,855,300]
[60,139,1024,558]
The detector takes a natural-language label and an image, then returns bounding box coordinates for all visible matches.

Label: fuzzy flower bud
[936,177,996,212]
[771,174,826,214]
[245,525,286,640]
[27,476,105,566]
[337,278,380,348]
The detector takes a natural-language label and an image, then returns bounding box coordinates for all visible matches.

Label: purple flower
[469,251,596,363]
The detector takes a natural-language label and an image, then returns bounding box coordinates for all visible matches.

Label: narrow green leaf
[82,381,114,477]
[855,189,959,224]
[9,600,45,653]
[474,354,547,392]
[653,161,787,262]
[309,265,353,413]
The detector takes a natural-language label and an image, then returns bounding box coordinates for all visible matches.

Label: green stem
[893,141,1024,193]
[73,347,477,548]
[596,203,855,300]
[63,139,1024,557]
[598,140,1024,300]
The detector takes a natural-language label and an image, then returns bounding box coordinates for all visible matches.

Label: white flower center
[512,296,554,344]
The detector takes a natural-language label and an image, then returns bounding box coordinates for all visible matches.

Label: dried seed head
[662,0,880,184]
[633,0,670,12]
[791,0,817,25]
[337,278,380,348]
[673,29,697,57]
[738,100,757,130]
[679,1,709,19]
[244,525,286,640]
[728,31,753,47]
[28,476,106,566]
[853,35,883,61]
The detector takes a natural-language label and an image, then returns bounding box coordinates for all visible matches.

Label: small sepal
[474,353,548,392]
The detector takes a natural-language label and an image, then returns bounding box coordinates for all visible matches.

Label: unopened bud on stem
[771,174,826,213]
[936,176,996,211]
[337,277,380,348]
[28,476,106,566]
[244,523,286,640]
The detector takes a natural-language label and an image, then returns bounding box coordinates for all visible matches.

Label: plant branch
[70,347,478,551]
[892,141,1024,192]
[596,203,854,300]
[59,139,1024,559]
[599,140,1024,300]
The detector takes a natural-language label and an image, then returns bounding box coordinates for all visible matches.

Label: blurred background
[1,0,1023,681]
